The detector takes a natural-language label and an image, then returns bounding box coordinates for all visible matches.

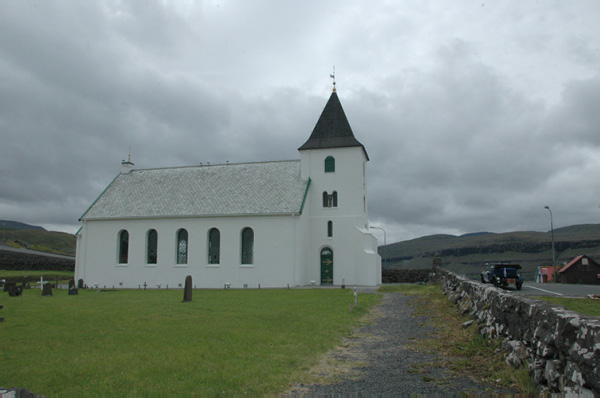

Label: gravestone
[183,275,192,302]
[6,282,22,297]
[78,279,84,289]
[42,283,53,297]
[68,279,78,295]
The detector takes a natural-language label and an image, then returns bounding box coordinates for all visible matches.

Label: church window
[208,228,220,264]
[325,156,335,173]
[241,227,254,265]
[322,191,339,208]
[147,229,157,264]
[177,229,188,265]
[327,221,333,237]
[118,230,129,264]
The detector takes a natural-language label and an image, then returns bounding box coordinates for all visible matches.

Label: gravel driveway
[286,292,518,396]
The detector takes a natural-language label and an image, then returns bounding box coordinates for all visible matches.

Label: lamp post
[544,206,556,282]
[369,226,386,267]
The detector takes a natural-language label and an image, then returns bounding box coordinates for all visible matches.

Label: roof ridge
[128,159,300,173]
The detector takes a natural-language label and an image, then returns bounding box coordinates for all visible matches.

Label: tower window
[323,191,338,208]
[325,156,335,173]
[327,221,333,237]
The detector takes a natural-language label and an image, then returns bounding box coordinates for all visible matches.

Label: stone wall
[437,268,600,395]
[0,249,74,271]
[382,269,432,284]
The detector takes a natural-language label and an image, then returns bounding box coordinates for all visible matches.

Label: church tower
[298,88,381,286]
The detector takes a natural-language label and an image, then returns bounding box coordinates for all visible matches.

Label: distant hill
[0,221,75,257]
[380,224,600,281]
[0,220,46,231]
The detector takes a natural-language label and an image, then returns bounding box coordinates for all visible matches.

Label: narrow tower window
[327,221,333,237]
[208,228,220,264]
[118,230,129,264]
[177,229,188,265]
[324,156,335,173]
[241,227,254,265]
[333,191,338,207]
[147,229,157,264]
[323,191,339,208]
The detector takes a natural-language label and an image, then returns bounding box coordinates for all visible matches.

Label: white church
[75,88,381,289]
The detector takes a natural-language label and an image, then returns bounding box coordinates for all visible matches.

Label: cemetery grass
[378,284,536,394]
[0,288,378,395]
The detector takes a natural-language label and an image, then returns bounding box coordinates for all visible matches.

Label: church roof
[80,160,308,221]
[298,91,369,160]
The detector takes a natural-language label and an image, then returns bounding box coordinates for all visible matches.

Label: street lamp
[369,226,386,267]
[544,206,556,282]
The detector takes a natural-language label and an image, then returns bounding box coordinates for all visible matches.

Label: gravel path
[286,292,517,396]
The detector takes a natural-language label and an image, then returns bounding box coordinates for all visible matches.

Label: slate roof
[81,160,308,220]
[298,91,369,159]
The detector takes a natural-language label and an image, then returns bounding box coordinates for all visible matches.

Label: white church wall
[77,215,300,289]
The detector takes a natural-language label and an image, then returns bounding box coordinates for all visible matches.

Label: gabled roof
[537,266,555,282]
[81,160,308,221]
[558,255,598,273]
[298,91,369,159]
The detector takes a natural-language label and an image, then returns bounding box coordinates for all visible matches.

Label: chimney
[121,153,134,174]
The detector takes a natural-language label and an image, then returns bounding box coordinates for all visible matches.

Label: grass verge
[536,296,600,316]
[378,284,536,394]
[0,288,377,395]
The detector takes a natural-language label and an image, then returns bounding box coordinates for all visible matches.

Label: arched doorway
[320,247,333,285]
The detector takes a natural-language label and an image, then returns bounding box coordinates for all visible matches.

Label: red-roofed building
[535,266,556,283]
[558,255,600,285]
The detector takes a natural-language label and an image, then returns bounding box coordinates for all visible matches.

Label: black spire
[298,91,369,160]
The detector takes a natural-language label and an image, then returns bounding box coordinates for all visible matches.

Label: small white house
[75,89,381,288]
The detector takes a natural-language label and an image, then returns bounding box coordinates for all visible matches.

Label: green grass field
[537,296,600,316]
[0,288,379,395]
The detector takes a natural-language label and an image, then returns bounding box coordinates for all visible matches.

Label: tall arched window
[208,228,220,264]
[147,229,158,264]
[332,191,338,207]
[177,229,188,264]
[241,227,254,265]
[322,191,329,207]
[324,156,335,173]
[118,230,129,264]
[323,191,338,208]
[327,221,333,237]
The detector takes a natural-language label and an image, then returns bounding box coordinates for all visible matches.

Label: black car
[480,263,524,290]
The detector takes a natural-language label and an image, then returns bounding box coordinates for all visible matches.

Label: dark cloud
[0,1,599,243]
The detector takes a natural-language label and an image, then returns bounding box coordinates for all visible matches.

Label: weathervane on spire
[330,66,336,92]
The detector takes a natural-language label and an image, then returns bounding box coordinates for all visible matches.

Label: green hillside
[381,224,600,281]
[2,228,76,256]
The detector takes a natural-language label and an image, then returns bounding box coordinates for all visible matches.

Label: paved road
[516,282,600,297]
[0,244,74,260]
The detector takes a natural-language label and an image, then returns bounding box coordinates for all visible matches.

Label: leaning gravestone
[42,283,53,297]
[68,279,78,295]
[183,275,192,302]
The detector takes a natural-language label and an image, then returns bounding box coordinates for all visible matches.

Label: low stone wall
[0,249,74,271]
[437,268,600,395]
[382,269,432,284]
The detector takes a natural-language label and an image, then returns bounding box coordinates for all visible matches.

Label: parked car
[480,263,524,290]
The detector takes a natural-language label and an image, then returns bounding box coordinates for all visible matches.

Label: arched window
[332,191,338,207]
[327,221,333,237]
[177,229,188,265]
[241,227,254,265]
[322,191,329,207]
[208,228,220,264]
[324,156,335,173]
[147,229,157,264]
[323,191,339,208]
[118,230,129,264]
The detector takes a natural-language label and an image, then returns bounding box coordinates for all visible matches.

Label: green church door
[320,248,333,285]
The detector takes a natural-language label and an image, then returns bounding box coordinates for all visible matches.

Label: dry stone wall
[437,268,600,395]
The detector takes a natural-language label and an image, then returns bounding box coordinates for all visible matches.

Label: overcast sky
[1,1,599,244]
